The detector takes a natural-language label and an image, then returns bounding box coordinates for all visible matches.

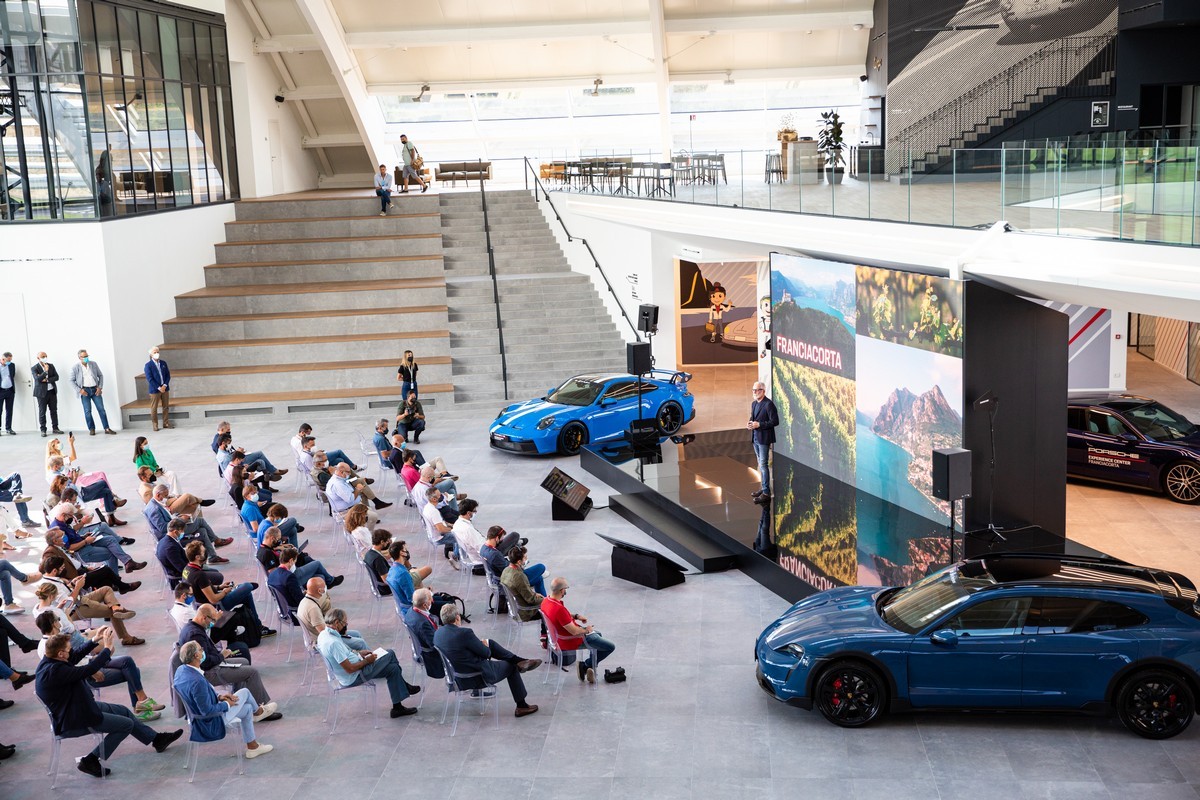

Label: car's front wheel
[1162,461,1200,503]
[1116,669,1195,739]
[655,400,684,435]
[557,422,589,456]
[814,661,888,728]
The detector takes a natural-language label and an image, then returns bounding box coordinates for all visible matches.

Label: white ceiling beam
[292,0,393,166]
[254,34,319,53]
[648,0,672,161]
[301,133,365,148]
[281,85,343,101]
[673,64,866,82]
[664,10,873,36]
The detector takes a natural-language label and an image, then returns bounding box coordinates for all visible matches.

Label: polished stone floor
[0,354,1197,799]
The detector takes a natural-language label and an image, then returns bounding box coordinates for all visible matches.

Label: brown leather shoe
[113,497,128,509]
[121,637,146,646]
[514,704,539,718]
[516,659,542,674]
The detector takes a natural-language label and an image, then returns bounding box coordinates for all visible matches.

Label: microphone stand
[978,394,1007,545]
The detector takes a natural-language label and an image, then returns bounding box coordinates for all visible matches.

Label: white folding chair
[434,645,500,737]
[320,656,380,734]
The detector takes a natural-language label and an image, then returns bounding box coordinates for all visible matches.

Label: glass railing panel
[949,149,1003,229]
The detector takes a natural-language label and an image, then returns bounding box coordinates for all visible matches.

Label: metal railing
[477,166,509,400]
[522,156,643,340]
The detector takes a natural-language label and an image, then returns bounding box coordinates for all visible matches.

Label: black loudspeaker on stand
[932,447,971,560]
[637,304,659,333]
[627,342,652,375]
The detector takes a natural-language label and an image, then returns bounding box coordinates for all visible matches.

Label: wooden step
[176,277,443,299]
[225,213,441,226]
[157,330,450,351]
[162,304,448,326]
[214,233,441,248]
[121,383,455,411]
[204,254,442,271]
[133,355,451,381]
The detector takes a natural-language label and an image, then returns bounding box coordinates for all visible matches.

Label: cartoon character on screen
[757,295,772,359]
[706,282,734,343]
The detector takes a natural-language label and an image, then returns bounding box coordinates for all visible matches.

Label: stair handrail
[896,34,1115,168]
[477,160,509,401]
[522,157,642,343]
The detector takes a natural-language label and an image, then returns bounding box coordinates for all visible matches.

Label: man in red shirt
[540,576,616,684]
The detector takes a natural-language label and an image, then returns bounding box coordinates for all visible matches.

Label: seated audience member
[394,391,426,443]
[137,466,213,515]
[541,577,617,684]
[41,528,140,595]
[225,451,274,506]
[257,527,342,586]
[494,538,547,597]
[422,488,460,567]
[174,640,273,759]
[403,588,444,679]
[181,541,275,639]
[454,501,523,573]
[397,450,421,491]
[0,555,41,614]
[45,455,128,527]
[59,488,135,548]
[413,465,464,515]
[372,419,395,465]
[291,423,359,471]
[433,603,541,717]
[316,607,418,717]
[392,538,431,591]
[35,632,183,778]
[499,546,548,644]
[132,436,179,496]
[36,560,145,646]
[0,611,38,672]
[343,504,374,557]
[33,612,162,719]
[212,422,286,479]
[363,529,393,595]
[168,584,253,655]
[50,502,144,573]
[297,577,366,649]
[266,546,306,612]
[385,541,417,613]
[256,503,302,548]
[157,517,226,588]
[0,471,38,530]
[312,453,381,518]
[328,462,391,515]
[238,484,270,531]
[177,604,282,721]
[144,484,230,563]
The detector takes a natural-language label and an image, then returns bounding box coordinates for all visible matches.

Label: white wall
[226,0,320,196]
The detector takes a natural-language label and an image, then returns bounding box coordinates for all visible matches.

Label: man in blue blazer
[432,603,541,717]
[173,639,272,759]
[35,630,182,777]
[143,346,171,431]
[748,381,779,503]
[156,518,224,589]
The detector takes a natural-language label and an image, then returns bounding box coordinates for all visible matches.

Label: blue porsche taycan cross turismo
[489,370,695,456]
[756,553,1200,738]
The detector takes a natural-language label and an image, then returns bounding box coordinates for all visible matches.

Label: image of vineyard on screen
[770,254,857,486]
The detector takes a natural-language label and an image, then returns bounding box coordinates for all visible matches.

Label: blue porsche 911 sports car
[756,553,1200,738]
[1068,395,1200,503]
[489,370,695,455]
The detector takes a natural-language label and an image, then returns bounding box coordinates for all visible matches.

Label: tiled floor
[0,353,1197,799]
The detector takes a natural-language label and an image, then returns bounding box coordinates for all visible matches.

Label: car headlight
[775,642,805,660]
[536,416,557,430]
[497,407,508,420]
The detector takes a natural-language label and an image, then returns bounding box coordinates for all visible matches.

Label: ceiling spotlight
[592,77,603,96]
[853,23,864,31]
[723,71,734,85]
[411,83,430,103]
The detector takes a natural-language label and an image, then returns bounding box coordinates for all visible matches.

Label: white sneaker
[1,603,24,615]
[253,701,278,719]
[448,554,460,571]
[245,744,273,759]
[13,495,31,504]
[379,211,386,217]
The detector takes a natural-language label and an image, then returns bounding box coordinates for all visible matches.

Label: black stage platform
[582,430,1102,602]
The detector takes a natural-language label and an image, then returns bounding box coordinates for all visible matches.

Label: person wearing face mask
[168,583,254,655]
[142,346,171,431]
[68,349,115,435]
[0,352,15,435]
[31,352,62,438]
[540,576,617,684]
[297,577,365,649]
[174,603,281,722]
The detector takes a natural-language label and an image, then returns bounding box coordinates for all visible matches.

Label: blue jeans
[0,658,11,679]
[243,451,278,475]
[753,441,771,493]
[581,632,616,671]
[375,186,391,212]
[77,534,129,570]
[524,564,547,597]
[220,584,263,628]
[354,649,408,705]
[0,473,32,523]
[79,387,111,432]
[80,479,117,513]
[256,517,297,547]
[295,559,334,584]
[0,559,29,604]
[66,701,156,760]
[325,449,354,469]
[90,655,144,706]
[400,381,417,401]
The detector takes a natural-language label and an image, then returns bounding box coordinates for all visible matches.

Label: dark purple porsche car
[1068,395,1200,504]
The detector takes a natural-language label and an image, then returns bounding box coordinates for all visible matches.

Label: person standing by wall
[0,352,15,435]
[373,164,393,217]
[69,349,115,436]
[396,350,418,401]
[31,352,62,438]
[748,381,778,503]
[143,347,171,431]
[398,135,428,193]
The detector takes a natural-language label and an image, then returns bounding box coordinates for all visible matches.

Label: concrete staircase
[121,193,453,426]
[439,190,627,404]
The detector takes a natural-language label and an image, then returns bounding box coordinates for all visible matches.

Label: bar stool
[764,153,784,183]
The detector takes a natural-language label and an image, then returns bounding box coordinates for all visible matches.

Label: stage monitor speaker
[627,342,652,375]
[932,447,972,501]
[637,304,659,333]
[597,533,685,590]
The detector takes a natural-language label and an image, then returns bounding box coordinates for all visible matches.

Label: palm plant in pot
[817,109,846,184]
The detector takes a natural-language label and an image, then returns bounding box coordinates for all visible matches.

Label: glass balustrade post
[951,150,957,228]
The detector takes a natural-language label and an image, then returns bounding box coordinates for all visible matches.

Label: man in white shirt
[328,464,391,515]
[451,499,486,569]
[315,607,418,717]
[422,487,460,569]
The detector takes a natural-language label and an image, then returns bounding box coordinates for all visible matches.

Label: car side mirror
[1120,433,1138,442]
[929,629,958,647]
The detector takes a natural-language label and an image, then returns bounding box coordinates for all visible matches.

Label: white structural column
[649,0,673,161]
[292,0,394,166]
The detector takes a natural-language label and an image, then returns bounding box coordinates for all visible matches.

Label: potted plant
[817,109,846,184]
[777,113,798,142]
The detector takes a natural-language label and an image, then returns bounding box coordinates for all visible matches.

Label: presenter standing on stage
[748,381,778,504]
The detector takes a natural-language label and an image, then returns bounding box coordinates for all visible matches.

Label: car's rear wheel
[1162,461,1200,503]
[1116,669,1195,739]
[557,422,589,456]
[656,401,684,435]
[814,661,887,728]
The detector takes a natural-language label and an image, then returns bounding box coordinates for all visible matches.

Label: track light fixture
[592,77,603,96]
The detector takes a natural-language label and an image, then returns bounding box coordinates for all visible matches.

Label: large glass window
[0,0,237,222]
